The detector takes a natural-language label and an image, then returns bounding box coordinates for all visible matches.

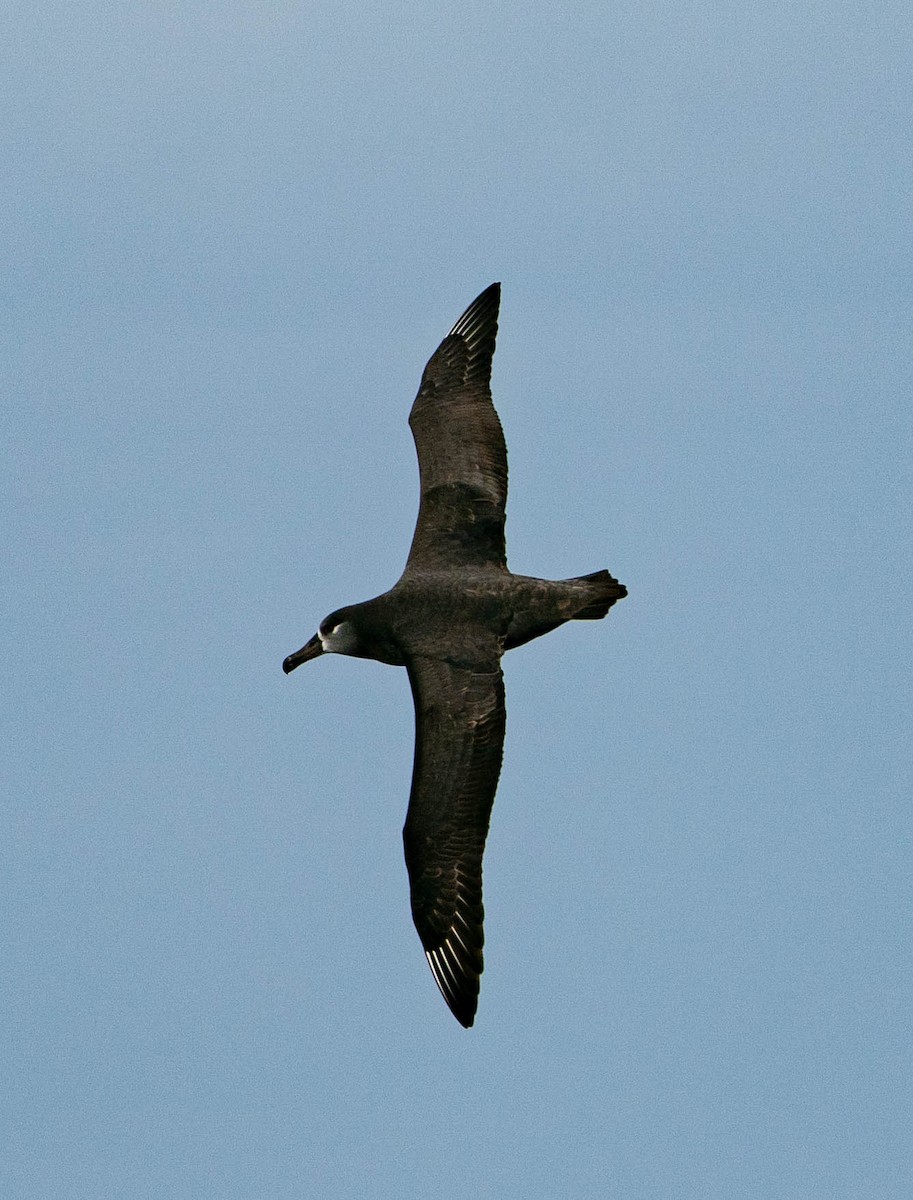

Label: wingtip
[470,281,500,303]
[424,923,483,1028]
[426,948,479,1028]
[448,283,501,341]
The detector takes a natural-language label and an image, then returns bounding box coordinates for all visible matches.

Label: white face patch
[318,620,358,655]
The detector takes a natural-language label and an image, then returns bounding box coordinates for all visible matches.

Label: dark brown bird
[283,284,626,1026]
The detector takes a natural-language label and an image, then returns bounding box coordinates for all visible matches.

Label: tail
[570,569,627,619]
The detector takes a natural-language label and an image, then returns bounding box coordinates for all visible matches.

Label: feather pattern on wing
[402,653,506,1027]
[406,283,507,571]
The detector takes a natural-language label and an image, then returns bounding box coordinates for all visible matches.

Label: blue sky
[3,3,911,1196]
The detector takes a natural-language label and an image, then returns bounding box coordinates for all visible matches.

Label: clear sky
[3,3,910,1197]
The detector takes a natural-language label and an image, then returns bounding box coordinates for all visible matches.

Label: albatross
[283,284,626,1026]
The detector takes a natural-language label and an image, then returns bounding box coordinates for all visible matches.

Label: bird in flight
[283,284,626,1026]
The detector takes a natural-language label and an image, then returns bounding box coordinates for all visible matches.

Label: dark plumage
[283,284,626,1026]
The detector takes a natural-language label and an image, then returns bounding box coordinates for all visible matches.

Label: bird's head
[282,608,360,673]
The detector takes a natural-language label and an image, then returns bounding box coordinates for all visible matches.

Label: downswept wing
[403,653,506,1027]
[406,283,508,572]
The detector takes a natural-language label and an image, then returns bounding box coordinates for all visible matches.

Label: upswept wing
[403,653,506,1027]
[406,283,508,571]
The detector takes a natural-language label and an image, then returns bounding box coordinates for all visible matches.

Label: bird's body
[311,569,616,667]
[284,284,626,1026]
